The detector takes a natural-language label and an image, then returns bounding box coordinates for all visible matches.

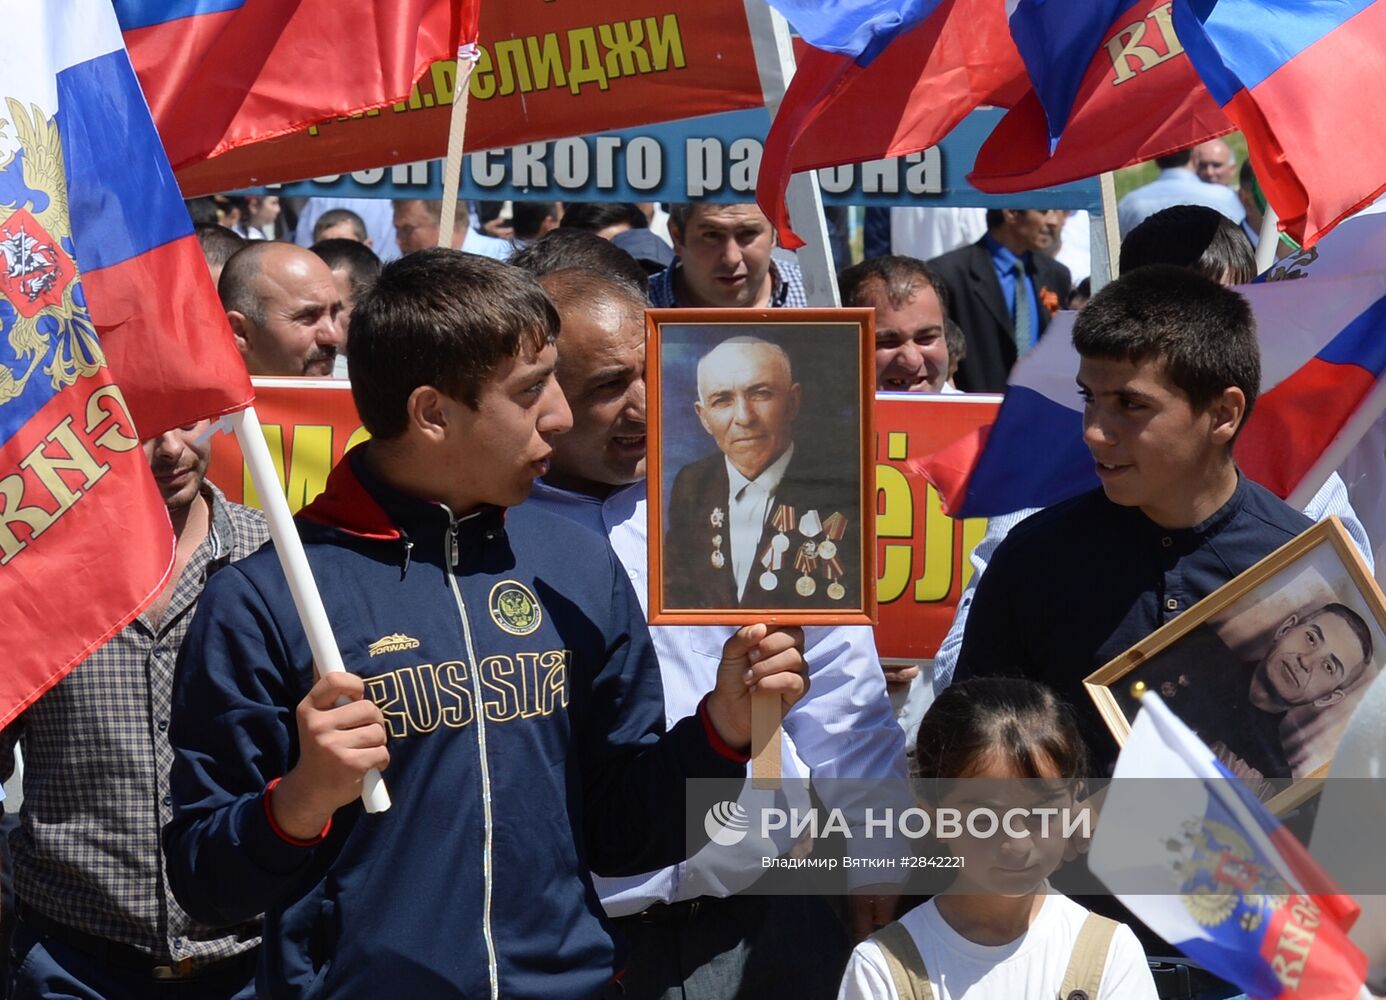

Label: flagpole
[1091,171,1121,292]
[1255,203,1280,274]
[743,0,840,307]
[438,44,480,248]
[232,407,391,813]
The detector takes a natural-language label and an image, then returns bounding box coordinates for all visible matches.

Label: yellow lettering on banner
[84,385,139,453]
[913,485,954,602]
[243,424,335,513]
[876,464,914,603]
[494,39,533,96]
[20,417,110,511]
[527,33,567,91]
[645,14,687,71]
[470,47,496,101]
[242,424,287,511]
[1106,2,1183,85]
[345,426,372,453]
[600,20,652,79]
[431,60,457,107]
[566,27,610,94]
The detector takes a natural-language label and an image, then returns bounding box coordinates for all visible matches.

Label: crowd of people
[0,165,1375,1000]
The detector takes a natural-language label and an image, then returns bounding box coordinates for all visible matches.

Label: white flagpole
[743,0,841,307]
[232,407,391,813]
[1255,203,1281,274]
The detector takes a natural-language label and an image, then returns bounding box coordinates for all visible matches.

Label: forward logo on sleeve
[368,633,420,657]
[488,581,542,636]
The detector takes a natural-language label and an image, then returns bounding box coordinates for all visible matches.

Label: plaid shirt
[0,482,268,965]
[647,257,808,308]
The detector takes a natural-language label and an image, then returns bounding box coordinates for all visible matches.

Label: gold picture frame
[646,308,877,626]
[1084,517,1386,814]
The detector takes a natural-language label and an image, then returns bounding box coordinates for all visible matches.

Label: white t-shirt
[838,892,1156,1000]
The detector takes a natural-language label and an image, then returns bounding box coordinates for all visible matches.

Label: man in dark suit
[927,208,1072,392]
[665,337,860,611]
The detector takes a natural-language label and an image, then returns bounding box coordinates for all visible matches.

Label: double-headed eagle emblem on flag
[0,98,103,407]
[1167,816,1289,932]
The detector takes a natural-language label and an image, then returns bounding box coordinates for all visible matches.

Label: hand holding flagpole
[232,407,391,813]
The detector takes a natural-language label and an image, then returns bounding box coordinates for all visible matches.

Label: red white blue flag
[969,0,1233,194]
[0,0,252,724]
[116,0,477,193]
[755,0,1024,248]
[1091,693,1368,999]
[920,267,1386,518]
[1171,0,1386,247]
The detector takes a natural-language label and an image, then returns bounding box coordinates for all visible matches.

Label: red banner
[208,383,997,661]
[873,395,997,662]
[176,0,766,197]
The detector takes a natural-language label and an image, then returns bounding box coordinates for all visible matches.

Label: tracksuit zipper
[442,510,500,1000]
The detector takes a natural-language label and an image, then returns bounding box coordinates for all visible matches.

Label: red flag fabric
[118,0,476,179]
[1,1,253,724]
[969,0,1233,194]
[757,0,1026,248]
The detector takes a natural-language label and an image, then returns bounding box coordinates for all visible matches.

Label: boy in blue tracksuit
[163,250,809,999]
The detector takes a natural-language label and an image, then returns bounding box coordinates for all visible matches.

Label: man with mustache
[1,421,268,998]
[219,242,343,377]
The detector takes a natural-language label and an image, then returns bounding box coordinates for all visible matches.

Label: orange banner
[208,383,998,661]
[178,0,766,197]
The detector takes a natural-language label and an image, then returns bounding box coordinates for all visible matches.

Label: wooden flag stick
[751,689,782,789]
[438,44,480,249]
[1092,171,1121,292]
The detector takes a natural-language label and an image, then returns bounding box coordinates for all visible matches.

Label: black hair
[1120,205,1256,285]
[312,208,369,243]
[348,249,558,437]
[310,239,382,301]
[186,197,221,226]
[838,255,950,319]
[1073,265,1260,435]
[510,201,560,242]
[509,228,649,293]
[914,679,1089,792]
[1155,150,1193,169]
[559,202,648,234]
[943,318,966,377]
[194,224,245,271]
[1317,603,1375,670]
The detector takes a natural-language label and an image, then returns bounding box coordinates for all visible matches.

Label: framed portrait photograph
[1085,517,1386,813]
[646,308,876,626]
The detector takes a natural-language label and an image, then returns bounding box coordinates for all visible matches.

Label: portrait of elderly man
[662,335,861,612]
[1115,601,1378,795]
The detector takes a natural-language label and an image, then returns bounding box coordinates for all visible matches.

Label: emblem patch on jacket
[489,581,542,636]
[368,633,421,657]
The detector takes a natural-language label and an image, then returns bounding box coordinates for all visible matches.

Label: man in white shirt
[523,266,907,998]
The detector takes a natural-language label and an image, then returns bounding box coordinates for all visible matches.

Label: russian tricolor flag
[1172,0,1386,248]
[1090,693,1368,999]
[116,0,475,194]
[970,0,1233,195]
[922,268,1386,518]
[756,0,1024,249]
[0,0,250,724]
